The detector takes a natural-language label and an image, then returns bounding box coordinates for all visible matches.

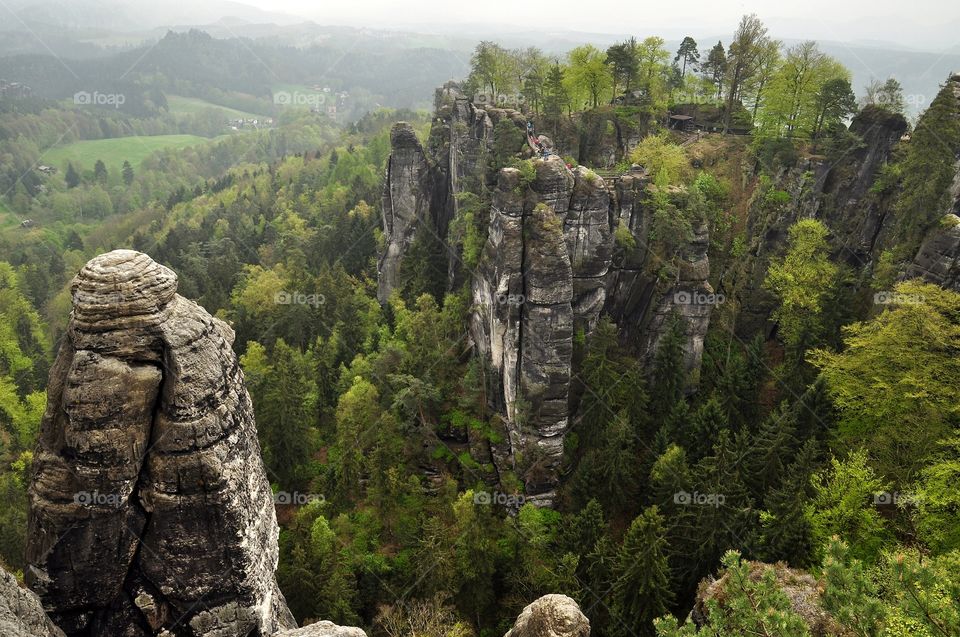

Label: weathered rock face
[0,566,65,637]
[381,83,715,503]
[274,621,368,637]
[27,250,295,637]
[642,219,714,388]
[908,214,960,291]
[379,122,434,303]
[470,160,579,504]
[504,594,590,637]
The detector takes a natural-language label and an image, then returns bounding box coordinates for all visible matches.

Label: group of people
[527,121,552,158]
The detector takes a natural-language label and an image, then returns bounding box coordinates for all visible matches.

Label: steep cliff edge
[380,83,714,503]
[26,250,363,637]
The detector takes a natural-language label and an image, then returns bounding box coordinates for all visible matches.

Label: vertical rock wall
[27,250,295,637]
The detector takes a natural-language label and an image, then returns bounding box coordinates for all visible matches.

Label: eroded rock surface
[381,85,716,503]
[0,566,65,637]
[27,250,295,637]
[908,214,960,291]
[379,122,434,302]
[504,594,590,637]
[274,621,367,637]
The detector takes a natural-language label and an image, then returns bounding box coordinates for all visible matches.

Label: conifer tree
[613,506,674,637]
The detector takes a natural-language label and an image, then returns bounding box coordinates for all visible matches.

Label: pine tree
[744,402,798,498]
[93,159,108,183]
[612,506,674,637]
[674,37,700,79]
[122,160,135,185]
[650,313,686,420]
[544,63,570,126]
[65,162,80,188]
[757,439,821,567]
[686,393,728,461]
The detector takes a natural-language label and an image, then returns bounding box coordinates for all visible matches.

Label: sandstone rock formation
[0,566,65,637]
[380,83,716,503]
[274,621,368,637]
[908,213,960,291]
[379,122,434,303]
[642,219,714,389]
[470,160,579,504]
[25,250,363,637]
[504,594,590,637]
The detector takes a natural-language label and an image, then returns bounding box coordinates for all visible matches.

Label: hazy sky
[239,0,960,50]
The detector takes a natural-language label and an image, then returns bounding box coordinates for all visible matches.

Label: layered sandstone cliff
[26,250,362,637]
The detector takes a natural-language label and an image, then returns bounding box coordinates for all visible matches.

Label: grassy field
[43,135,211,173]
[165,95,265,120]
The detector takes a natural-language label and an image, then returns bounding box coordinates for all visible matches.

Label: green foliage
[612,507,673,637]
[805,451,891,562]
[630,134,689,184]
[764,219,839,364]
[655,551,812,637]
[889,80,960,250]
[242,339,318,489]
[809,282,960,482]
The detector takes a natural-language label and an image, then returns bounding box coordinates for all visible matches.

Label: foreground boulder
[274,622,368,637]
[0,566,65,637]
[504,594,590,637]
[25,250,363,637]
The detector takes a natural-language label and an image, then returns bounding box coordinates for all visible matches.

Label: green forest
[0,9,959,637]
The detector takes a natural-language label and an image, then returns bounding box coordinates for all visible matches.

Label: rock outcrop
[379,122,434,303]
[0,566,65,637]
[25,250,363,637]
[908,213,960,291]
[470,160,581,503]
[381,83,715,504]
[504,594,590,637]
[274,621,368,637]
[642,219,714,388]
[504,595,590,637]
[693,561,839,637]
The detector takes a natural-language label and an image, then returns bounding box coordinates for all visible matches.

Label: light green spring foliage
[630,134,689,184]
[754,41,852,140]
[809,281,960,482]
[805,451,891,563]
[764,219,838,359]
[0,263,48,454]
[913,437,960,553]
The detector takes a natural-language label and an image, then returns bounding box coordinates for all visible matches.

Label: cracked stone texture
[0,565,65,637]
[384,83,715,504]
[504,594,590,637]
[26,249,313,637]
